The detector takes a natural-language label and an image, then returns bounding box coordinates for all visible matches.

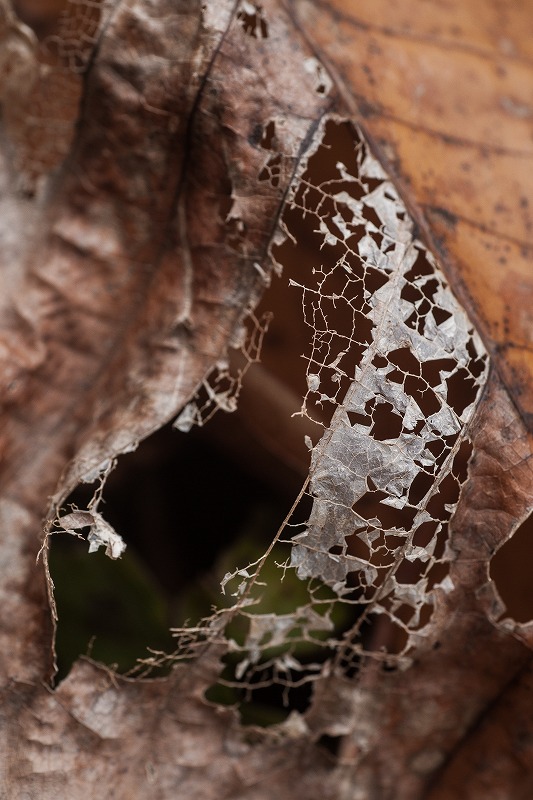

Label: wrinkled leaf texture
[0,0,532,798]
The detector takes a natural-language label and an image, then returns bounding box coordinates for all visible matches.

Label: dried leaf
[282,119,487,661]
[1,0,533,798]
[291,0,533,429]
[56,510,126,559]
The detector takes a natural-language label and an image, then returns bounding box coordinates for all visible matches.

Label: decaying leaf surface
[0,0,330,661]
[291,0,533,428]
[283,118,487,663]
[13,652,334,800]
[1,0,533,798]
[0,0,335,794]
[318,371,533,800]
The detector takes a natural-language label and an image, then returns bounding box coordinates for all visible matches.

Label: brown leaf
[2,0,533,797]
[292,0,533,429]
[315,370,533,799]
[12,651,333,799]
[0,0,336,794]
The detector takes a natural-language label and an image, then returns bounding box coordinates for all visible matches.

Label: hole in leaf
[426,473,461,520]
[403,248,436,283]
[421,358,457,388]
[347,409,371,427]
[491,511,533,623]
[422,552,445,580]
[51,422,301,682]
[408,470,435,505]
[401,281,424,306]
[466,337,488,378]
[452,439,473,485]
[387,347,421,376]
[353,489,417,531]
[432,307,452,326]
[260,120,276,150]
[446,367,479,416]
[420,278,439,302]
[50,535,175,679]
[237,3,269,39]
[412,521,439,548]
[395,559,426,585]
[372,354,388,369]
[369,400,404,441]
[364,613,408,655]
[259,153,282,187]
[318,734,343,757]
[364,266,389,294]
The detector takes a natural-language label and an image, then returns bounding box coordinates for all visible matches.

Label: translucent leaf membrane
[174,310,270,432]
[282,119,488,665]
[168,118,488,704]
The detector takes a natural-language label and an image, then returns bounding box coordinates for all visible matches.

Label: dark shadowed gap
[205,658,317,727]
[50,421,305,682]
[317,734,343,757]
[490,511,533,623]
[237,3,269,39]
